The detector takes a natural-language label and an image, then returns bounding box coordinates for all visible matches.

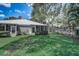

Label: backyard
[0,33,79,56]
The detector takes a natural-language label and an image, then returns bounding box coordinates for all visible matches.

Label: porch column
[4,24,6,31]
[10,26,12,33]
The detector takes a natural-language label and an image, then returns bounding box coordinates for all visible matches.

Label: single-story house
[0,19,48,37]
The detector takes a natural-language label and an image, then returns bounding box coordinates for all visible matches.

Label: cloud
[0,3,11,7]
[0,14,5,17]
[15,10,26,14]
[15,10,21,13]
[9,10,12,12]
[27,3,33,7]
[28,4,31,7]
[22,11,25,13]
[0,10,3,13]
[27,13,31,16]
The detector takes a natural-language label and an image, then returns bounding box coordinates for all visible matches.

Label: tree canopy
[31,3,79,32]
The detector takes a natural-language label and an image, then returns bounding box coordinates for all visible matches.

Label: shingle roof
[0,19,47,26]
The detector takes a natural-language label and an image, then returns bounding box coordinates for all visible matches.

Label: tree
[4,16,23,20]
[4,16,17,20]
[18,16,23,19]
[63,3,79,32]
[31,3,63,32]
[31,3,79,35]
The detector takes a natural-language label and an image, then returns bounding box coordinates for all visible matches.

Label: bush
[35,31,48,35]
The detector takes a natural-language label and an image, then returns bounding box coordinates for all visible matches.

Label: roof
[0,19,47,26]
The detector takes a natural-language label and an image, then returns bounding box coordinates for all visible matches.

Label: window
[41,26,43,31]
[36,26,39,32]
[6,25,10,31]
[32,27,35,33]
[0,24,4,31]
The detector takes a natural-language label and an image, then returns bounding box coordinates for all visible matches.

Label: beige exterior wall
[20,26,35,35]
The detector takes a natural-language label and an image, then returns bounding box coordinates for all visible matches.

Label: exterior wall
[19,26,34,35]
[19,25,48,35]
[0,23,48,36]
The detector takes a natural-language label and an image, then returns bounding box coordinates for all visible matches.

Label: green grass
[0,35,29,55]
[0,33,79,56]
[0,35,28,48]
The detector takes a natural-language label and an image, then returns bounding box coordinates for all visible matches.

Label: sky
[0,3,32,20]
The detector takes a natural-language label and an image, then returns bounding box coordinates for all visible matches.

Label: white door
[10,26,17,37]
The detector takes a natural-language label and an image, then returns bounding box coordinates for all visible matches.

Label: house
[0,19,48,37]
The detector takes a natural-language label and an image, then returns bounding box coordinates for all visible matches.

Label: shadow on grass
[0,36,10,38]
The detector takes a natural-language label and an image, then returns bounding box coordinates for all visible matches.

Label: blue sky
[0,3,32,20]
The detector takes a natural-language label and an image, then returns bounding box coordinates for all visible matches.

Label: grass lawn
[0,35,28,48]
[0,33,79,56]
